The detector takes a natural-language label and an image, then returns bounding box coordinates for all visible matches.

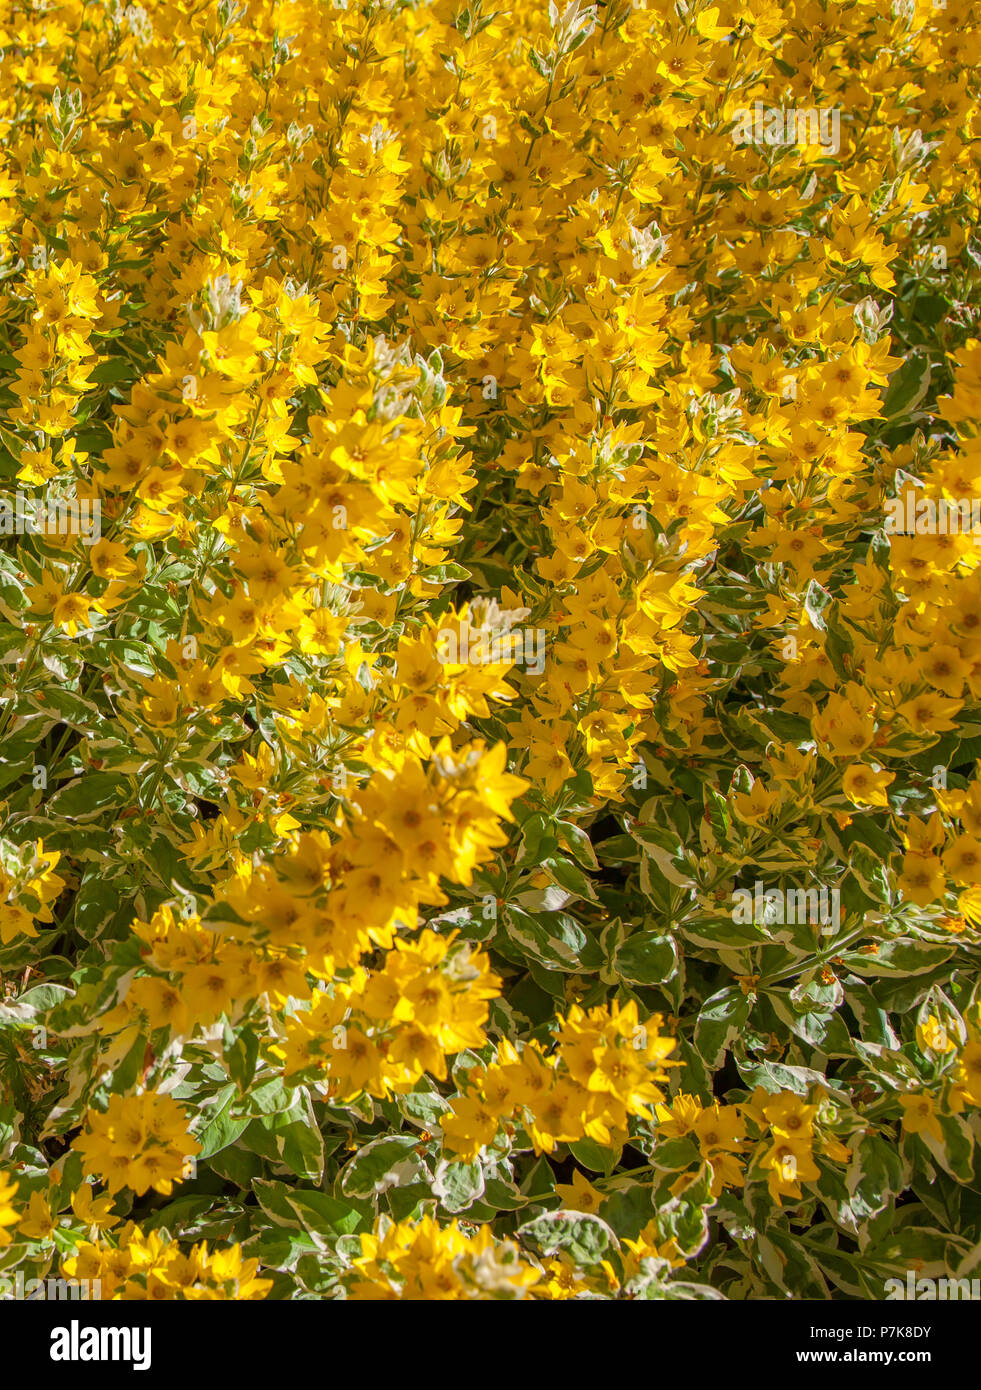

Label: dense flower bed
[0,0,979,1300]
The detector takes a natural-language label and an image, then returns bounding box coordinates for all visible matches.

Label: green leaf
[917,1113,975,1184]
[502,905,591,972]
[540,855,599,901]
[758,1225,829,1297]
[253,1179,365,1241]
[47,772,129,820]
[555,819,599,870]
[569,1137,621,1175]
[340,1134,425,1198]
[880,353,931,419]
[518,1211,619,1266]
[89,358,137,384]
[225,1028,260,1094]
[694,985,753,1069]
[613,931,679,987]
[803,578,833,633]
[194,1086,251,1160]
[431,1158,485,1213]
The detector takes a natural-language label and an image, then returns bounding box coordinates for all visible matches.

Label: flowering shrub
[0,0,979,1303]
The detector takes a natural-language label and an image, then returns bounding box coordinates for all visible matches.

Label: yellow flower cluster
[71,1092,201,1197]
[63,1224,271,1301]
[346,1214,541,1300]
[656,1086,852,1204]
[0,839,65,944]
[898,1008,981,1142]
[442,1001,677,1158]
[275,929,501,1096]
[0,0,978,1307]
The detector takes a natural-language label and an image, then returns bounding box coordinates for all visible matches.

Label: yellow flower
[916,1016,956,1055]
[71,1182,121,1233]
[899,1092,944,1142]
[952,1043,981,1108]
[897,853,946,907]
[554,1168,605,1215]
[71,1093,200,1198]
[760,1138,820,1205]
[0,904,38,944]
[0,1174,19,1247]
[18,1189,56,1241]
[763,1091,818,1141]
[731,779,780,823]
[842,763,894,808]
